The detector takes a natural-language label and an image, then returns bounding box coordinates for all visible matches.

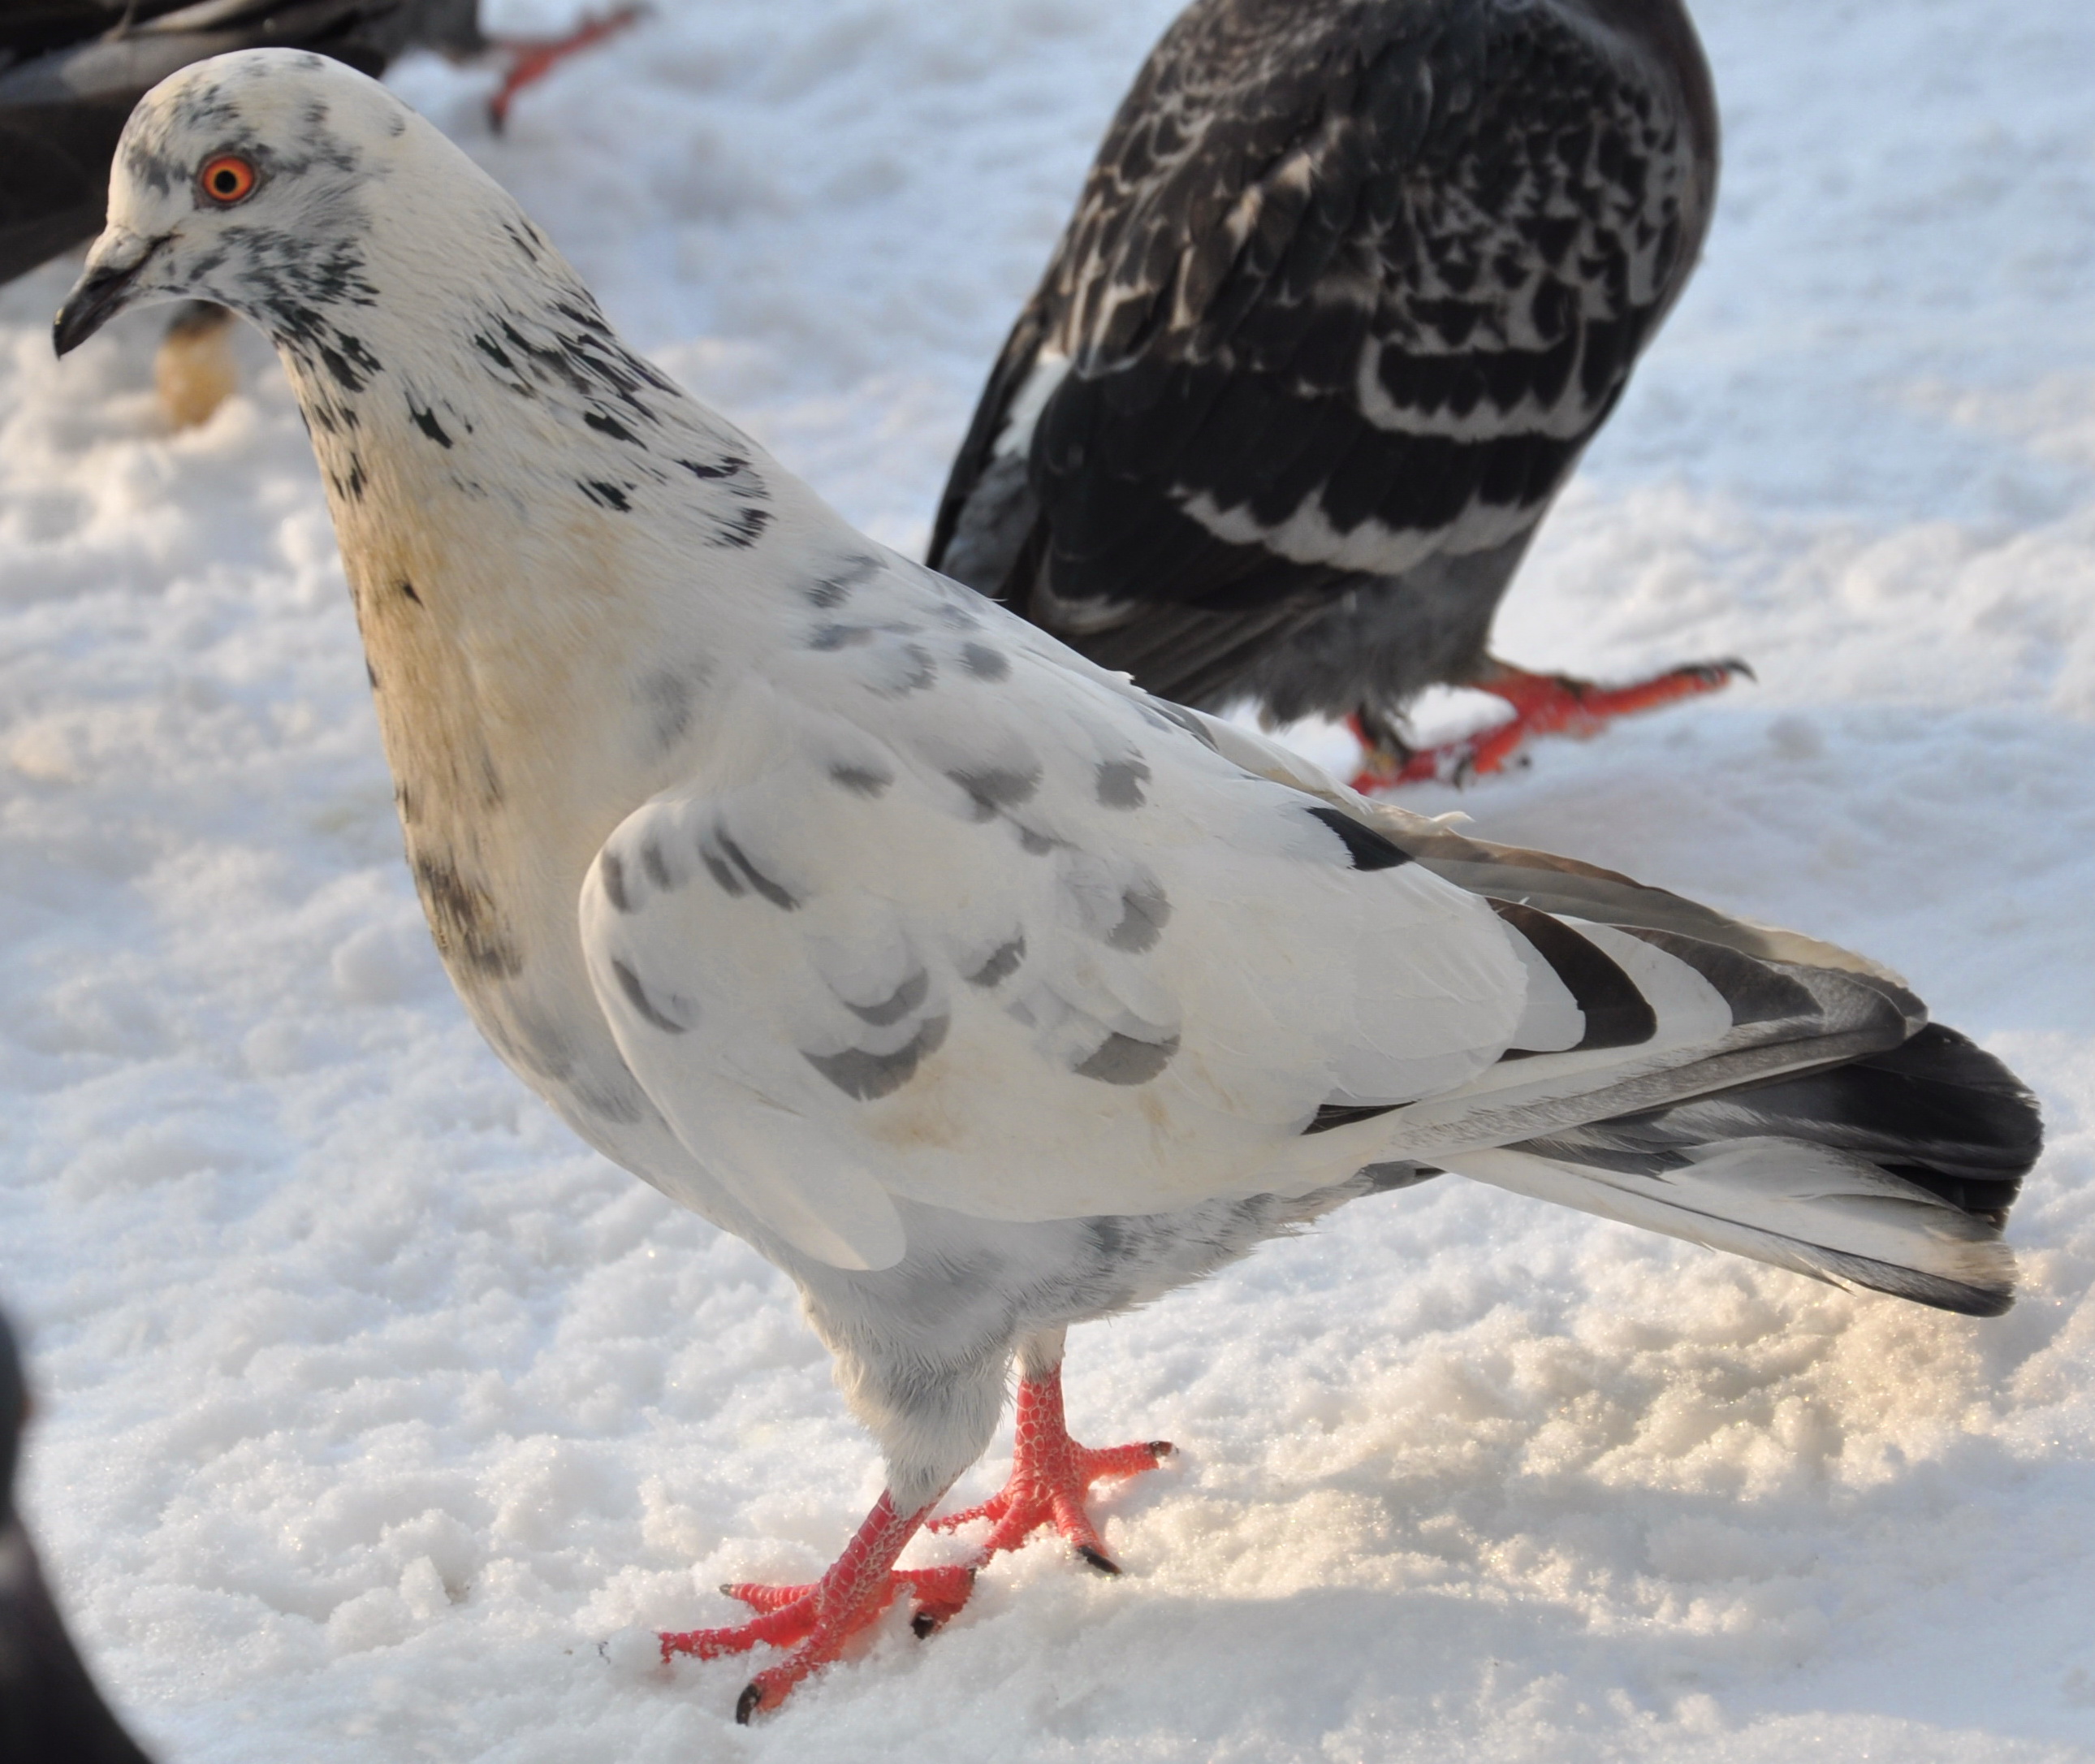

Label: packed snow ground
[3,0,2094,1757]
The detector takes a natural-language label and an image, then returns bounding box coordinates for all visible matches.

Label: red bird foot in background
[1350,655,1752,794]
[486,5,646,133]
[659,1492,974,1723]
[929,1366,1173,1575]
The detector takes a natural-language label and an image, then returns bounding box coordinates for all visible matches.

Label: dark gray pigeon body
[930,0,1720,746]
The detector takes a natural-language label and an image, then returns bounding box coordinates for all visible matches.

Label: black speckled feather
[930,0,1718,723]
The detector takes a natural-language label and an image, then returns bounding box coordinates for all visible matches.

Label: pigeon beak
[54,232,166,357]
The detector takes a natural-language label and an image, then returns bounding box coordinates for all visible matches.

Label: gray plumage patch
[1147,700,1218,749]
[961,642,1010,681]
[829,763,892,798]
[1074,1031,1179,1085]
[641,671,696,751]
[585,410,641,444]
[1016,825,1060,856]
[805,1014,949,1100]
[806,556,882,608]
[1095,758,1150,808]
[843,971,929,1027]
[700,845,745,898]
[1105,880,1171,953]
[885,642,937,694]
[714,506,771,548]
[611,958,689,1034]
[1622,926,1816,1027]
[1358,1161,1442,1192]
[641,841,674,890]
[702,828,798,910]
[948,766,1042,820]
[598,850,632,913]
[965,936,1025,988]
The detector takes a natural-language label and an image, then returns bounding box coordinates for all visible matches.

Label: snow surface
[3,0,2094,1757]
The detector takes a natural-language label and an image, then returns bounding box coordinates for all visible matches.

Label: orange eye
[198,154,257,205]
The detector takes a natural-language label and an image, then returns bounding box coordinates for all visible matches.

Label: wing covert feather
[579,558,1528,1263]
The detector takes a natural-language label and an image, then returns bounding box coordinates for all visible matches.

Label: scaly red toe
[930,1368,1173,1573]
[659,1493,974,1720]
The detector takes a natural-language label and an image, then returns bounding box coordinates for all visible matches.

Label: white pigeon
[55,50,2039,1722]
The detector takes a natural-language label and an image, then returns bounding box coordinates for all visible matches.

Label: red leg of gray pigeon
[659,1491,974,1722]
[1350,655,1751,793]
[486,6,644,132]
[930,1342,1173,1575]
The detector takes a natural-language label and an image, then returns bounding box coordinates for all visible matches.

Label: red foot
[1349,656,1750,793]
[928,1368,1172,1574]
[659,1492,974,1722]
[486,5,646,132]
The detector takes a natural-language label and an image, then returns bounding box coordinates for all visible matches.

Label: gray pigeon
[931,0,1743,790]
[56,50,2039,1723]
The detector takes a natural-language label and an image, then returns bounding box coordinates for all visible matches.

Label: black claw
[717,1582,736,1597]
[1148,1441,1174,1457]
[911,1608,942,1639]
[735,1681,765,1725]
[1076,1544,1121,1576]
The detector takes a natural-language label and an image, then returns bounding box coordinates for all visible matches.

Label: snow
[2,0,2093,1756]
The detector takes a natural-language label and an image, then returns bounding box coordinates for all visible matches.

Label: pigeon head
[54,49,451,357]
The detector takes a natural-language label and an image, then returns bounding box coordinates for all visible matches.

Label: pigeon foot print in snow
[1350,657,1753,793]
[485,6,645,133]
[659,1494,975,1723]
[929,1366,1172,1575]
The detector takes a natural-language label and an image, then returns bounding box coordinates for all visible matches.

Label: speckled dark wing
[0,0,467,287]
[928,0,1717,713]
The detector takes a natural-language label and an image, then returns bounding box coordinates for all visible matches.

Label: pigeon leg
[929,1342,1173,1575]
[659,1490,974,1722]
[1350,655,1750,793]
[485,6,646,132]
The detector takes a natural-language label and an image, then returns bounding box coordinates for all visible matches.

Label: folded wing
[577,557,2037,1304]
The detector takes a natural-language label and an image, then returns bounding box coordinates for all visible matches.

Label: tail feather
[1112,703,2045,1317]
[1448,1027,2038,1317]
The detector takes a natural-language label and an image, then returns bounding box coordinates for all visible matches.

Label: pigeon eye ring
[197,153,257,205]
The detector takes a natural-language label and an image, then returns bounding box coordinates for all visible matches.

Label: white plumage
[54,50,2037,1721]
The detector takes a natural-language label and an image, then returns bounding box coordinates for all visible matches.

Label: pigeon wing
[577,556,1534,1266]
